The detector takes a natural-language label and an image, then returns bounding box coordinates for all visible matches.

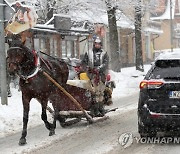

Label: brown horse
[7,43,69,145]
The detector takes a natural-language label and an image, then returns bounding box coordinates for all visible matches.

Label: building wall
[128,36,135,64]
[119,28,135,66]
[79,36,91,58]
[151,0,180,51]
[95,25,135,67]
[153,20,171,50]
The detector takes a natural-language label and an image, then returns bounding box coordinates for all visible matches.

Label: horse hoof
[49,130,55,136]
[19,138,27,146]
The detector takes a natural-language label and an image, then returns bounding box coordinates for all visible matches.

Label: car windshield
[149,60,180,79]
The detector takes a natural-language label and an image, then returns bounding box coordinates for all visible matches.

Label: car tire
[138,117,157,137]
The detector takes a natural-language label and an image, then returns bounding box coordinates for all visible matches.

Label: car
[138,50,180,137]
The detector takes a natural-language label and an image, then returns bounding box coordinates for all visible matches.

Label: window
[149,60,180,79]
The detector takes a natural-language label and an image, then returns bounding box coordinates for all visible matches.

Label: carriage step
[59,110,90,116]
[59,108,118,117]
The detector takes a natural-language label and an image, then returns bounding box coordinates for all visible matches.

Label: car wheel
[138,117,157,137]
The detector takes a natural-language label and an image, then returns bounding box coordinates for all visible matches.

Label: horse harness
[8,47,53,83]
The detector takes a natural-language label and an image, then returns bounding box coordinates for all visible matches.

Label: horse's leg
[19,95,31,145]
[51,109,59,132]
[52,104,66,128]
[41,101,55,136]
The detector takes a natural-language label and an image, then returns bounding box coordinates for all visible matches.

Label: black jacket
[81,48,109,74]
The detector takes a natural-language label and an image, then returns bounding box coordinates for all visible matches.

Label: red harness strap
[26,50,40,82]
[32,50,38,66]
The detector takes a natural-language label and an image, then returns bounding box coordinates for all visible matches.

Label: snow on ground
[0,65,151,138]
[111,65,150,99]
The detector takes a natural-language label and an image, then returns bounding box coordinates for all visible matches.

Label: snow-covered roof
[36,23,89,32]
[143,27,163,34]
[32,24,90,36]
[115,10,134,29]
[151,0,176,20]
[155,48,180,60]
[54,13,71,18]
[69,9,134,29]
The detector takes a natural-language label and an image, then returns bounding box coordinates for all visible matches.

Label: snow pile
[0,89,51,138]
[111,65,150,99]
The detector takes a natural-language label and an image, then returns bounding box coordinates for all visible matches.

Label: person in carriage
[81,37,113,116]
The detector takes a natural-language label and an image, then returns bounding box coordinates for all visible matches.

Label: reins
[8,46,40,81]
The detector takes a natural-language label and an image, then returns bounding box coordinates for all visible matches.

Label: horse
[7,43,69,145]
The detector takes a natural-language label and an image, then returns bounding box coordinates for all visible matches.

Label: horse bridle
[7,47,23,66]
[7,47,22,75]
[7,47,41,81]
[19,52,41,81]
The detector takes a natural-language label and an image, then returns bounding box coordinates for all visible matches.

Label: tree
[33,0,122,72]
[47,1,56,21]
[134,0,144,71]
[105,0,121,72]
[29,0,57,23]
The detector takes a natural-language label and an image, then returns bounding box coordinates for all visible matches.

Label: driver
[81,37,113,116]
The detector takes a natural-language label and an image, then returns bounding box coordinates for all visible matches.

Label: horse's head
[7,47,25,74]
[7,45,34,76]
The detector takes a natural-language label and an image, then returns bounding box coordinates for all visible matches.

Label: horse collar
[26,57,40,79]
[20,51,41,82]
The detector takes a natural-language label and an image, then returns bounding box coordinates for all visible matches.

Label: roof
[31,24,90,36]
[155,48,180,60]
[69,9,134,29]
[143,27,163,34]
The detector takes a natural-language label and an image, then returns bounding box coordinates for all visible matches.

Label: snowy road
[3,91,180,154]
[31,92,139,154]
[0,92,138,154]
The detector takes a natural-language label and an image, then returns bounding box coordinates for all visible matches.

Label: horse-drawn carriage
[5,2,117,145]
[7,44,117,145]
